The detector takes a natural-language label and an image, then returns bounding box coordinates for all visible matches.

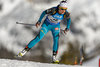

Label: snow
[0,59,94,67]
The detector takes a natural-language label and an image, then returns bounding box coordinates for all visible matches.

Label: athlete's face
[58,7,67,14]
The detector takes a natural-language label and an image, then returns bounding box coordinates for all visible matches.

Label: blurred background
[0,0,100,66]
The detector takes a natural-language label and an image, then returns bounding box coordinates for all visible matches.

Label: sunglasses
[59,7,67,10]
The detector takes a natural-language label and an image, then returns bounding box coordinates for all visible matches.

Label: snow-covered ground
[0,59,95,67]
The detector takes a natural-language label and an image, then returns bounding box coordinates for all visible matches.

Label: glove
[36,22,41,28]
[64,28,69,34]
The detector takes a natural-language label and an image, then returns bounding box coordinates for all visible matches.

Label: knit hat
[59,1,67,8]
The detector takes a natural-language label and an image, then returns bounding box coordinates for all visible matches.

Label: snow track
[0,59,94,67]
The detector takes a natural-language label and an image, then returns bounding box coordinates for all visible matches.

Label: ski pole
[16,22,36,26]
[16,22,68,36]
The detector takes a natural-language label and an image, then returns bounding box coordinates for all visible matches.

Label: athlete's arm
[66,11,71,30]
[36,8,53,27]
[64,11,71,34]
[37,11,46,23]
[66,17,71,30]
[38,7,56,23]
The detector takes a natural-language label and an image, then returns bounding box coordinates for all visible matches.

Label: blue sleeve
[38,10,46,23]
[65,10,71,29]
[66,18,71,29]
[38,7,57,23]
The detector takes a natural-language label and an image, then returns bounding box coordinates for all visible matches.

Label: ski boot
[15,46,31,58]
[52,55,59,64]
[52,51,59,64]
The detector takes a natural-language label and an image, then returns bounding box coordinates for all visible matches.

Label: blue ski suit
[27,6,71,53]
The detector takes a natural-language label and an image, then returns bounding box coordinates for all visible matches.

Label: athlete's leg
[51,25,60,63]
[51,26,60,55]
[27,23,48,48]
[16,23,49,57]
